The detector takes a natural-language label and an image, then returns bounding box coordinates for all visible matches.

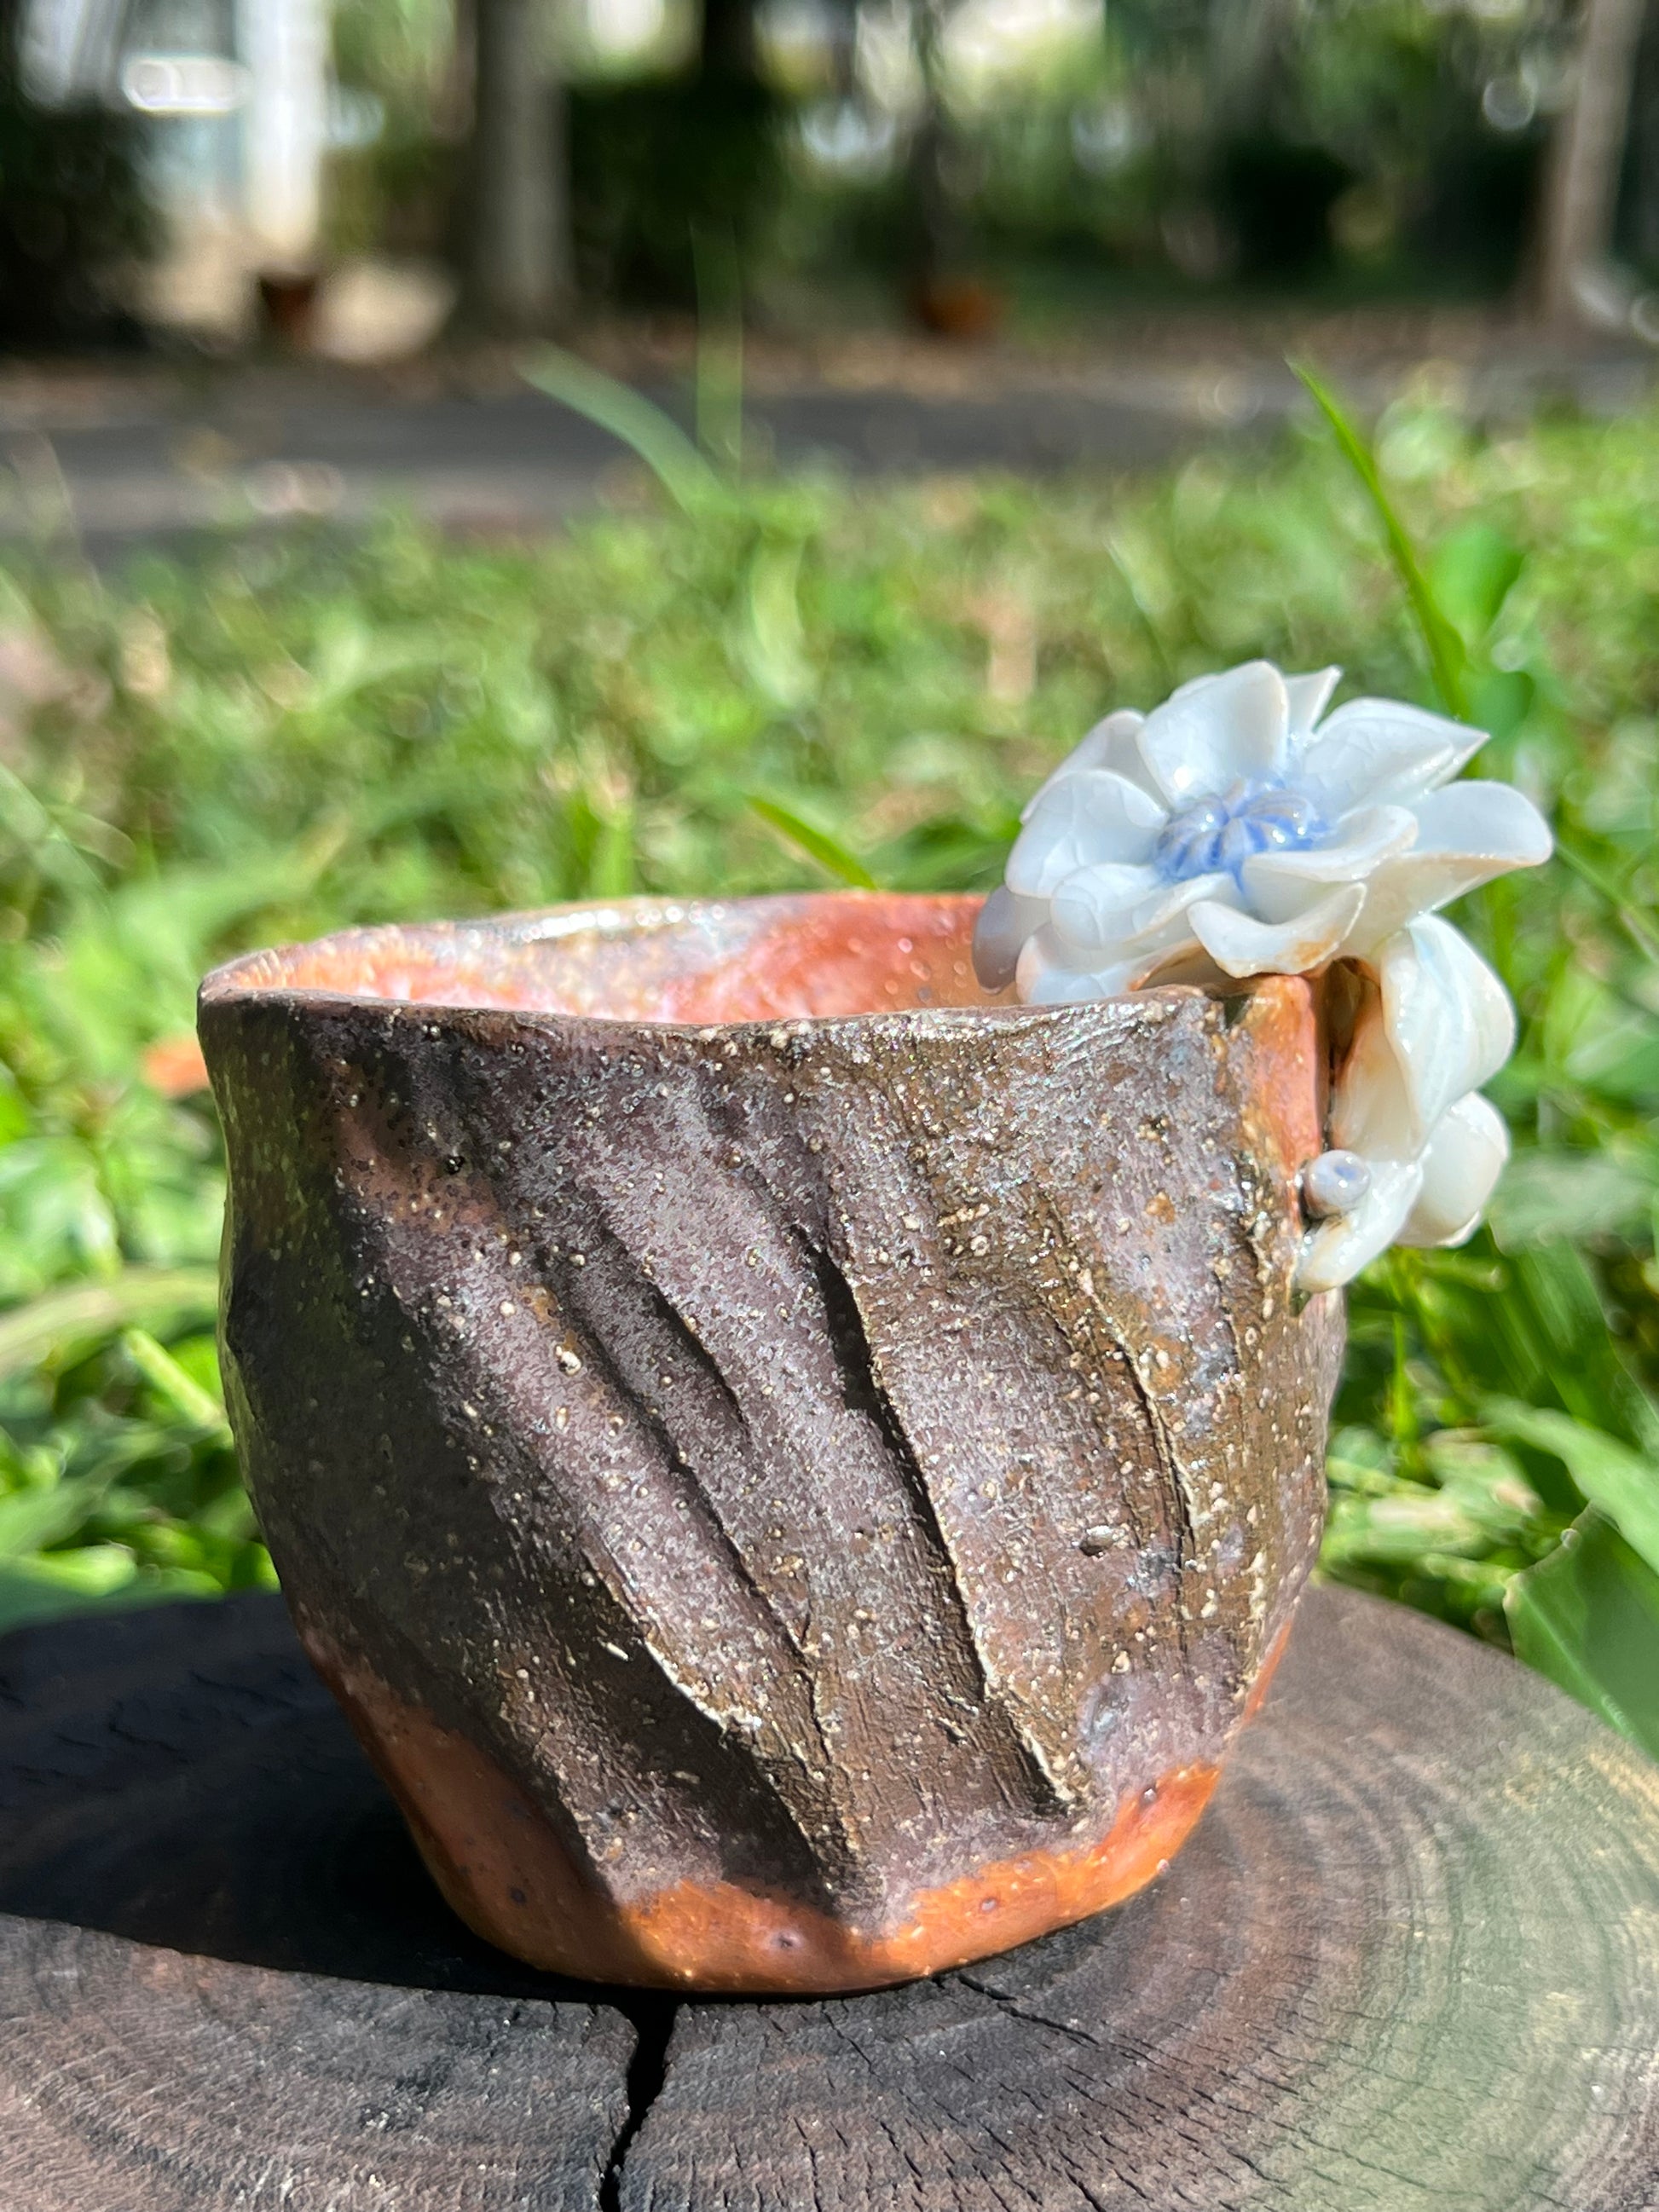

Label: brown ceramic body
[199,892,1343,1993]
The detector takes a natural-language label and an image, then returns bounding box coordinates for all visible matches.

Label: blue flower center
[1153,779,1330,887]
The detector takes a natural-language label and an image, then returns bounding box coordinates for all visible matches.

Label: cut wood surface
[0,1583,1656,2212]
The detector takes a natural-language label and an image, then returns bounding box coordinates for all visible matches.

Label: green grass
[3,381,1658,1751]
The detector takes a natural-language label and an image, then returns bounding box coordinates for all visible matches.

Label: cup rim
[196,887,1055,1037]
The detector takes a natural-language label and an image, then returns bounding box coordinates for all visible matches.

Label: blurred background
[0,0,1656,543]
[2,0,1659,1767]
[8,0,1659,352]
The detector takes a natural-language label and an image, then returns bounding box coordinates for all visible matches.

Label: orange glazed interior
[207,892,1009,1026]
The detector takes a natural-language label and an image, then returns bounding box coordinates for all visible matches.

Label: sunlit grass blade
[692,226,745,474]
[1289,359,1470,719]
[0,761,104,896]
[0,1475,110,1559]
[1428,520,1524,644]
[1482,1401,1659,1577]
[738,540,813,710]
[1506,1510,1659,1760]
[1102,538,1172,688]
[522,347,723,514]
[586,801,637,900]
[1552,835,1659,968]
[747,797,878,888]
[122,1325,230,1437]
[0,1268,219,1382]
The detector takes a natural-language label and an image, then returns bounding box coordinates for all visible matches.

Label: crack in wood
[600,1991,679,2212]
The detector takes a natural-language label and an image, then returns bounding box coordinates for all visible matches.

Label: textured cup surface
[200,891,1344,1992]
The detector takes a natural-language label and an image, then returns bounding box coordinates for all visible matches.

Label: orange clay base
[303,1617,1290,1994]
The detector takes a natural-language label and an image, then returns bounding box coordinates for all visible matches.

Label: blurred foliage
[569,78,789,305]
[307,0,1583,317]
[332,0,456,96]
[0,378,1658,1758]
[1078,0,1561,286]
[0,25,154,346]
[327,0,465,260]
[775,0,1570,313]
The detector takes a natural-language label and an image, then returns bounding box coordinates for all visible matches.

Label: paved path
[0,375,1235,559]
[0,335,1650,561]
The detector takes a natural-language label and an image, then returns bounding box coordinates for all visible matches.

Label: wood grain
[1,1586,1656,2210]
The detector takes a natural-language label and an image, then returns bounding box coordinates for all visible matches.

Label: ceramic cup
[200,891,1343,1993]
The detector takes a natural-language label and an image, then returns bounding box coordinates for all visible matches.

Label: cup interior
[203,891,1007,1026]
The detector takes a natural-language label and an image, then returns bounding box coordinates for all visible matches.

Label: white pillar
[237,0,331,272]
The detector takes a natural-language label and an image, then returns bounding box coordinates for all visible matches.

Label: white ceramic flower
[976,661,1552,1291]
[1296,916,1517,1290]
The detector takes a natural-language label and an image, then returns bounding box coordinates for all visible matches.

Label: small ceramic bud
[1301,1150,1372,1219]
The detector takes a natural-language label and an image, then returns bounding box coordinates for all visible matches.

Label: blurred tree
[566,0,787,309]
[905,0,956,294]
[1628,0,1659,272]
[459,0,573,330]
[1208,0,1352,282]
[701,0,758,80]
[0,4,154,346]
[1538,0,1648,321]
[904,0,1006,332]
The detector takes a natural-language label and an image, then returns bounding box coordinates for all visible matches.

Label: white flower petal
[1019,919,1098,978]
[1412,779,1552,863]
[1397,1090,1509,1248]
[972,886,1048,990]
[1165,668,1224,702]
[1085,878,1226,985]
[1349,781,1553,955]
[1006,770,1167,897]
[1128,870,1234,938]
[1020,709,1154,820]
[1051,875,1235,991]
[1296,1159,1425,1292]
[1136,944,1230,991]
[1384,915,1515,1132]
[1135,660,1289,806]
[1333,917,1515,1156]
[1023,961,1136,1005]
[1123,934,1207,987]
[1016,927,1140,1004]
[1327,989,1417,1161]
[1188,882,1366,979]
[1240,804,1419,925]
[1284,666,1341,738]
[1298,698,1487,812]
[1050,862,1162,954]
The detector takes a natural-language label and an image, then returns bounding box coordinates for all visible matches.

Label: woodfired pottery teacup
[199,891,1343,1994]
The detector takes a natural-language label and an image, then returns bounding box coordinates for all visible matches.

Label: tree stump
[1,1584,1656,2212]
